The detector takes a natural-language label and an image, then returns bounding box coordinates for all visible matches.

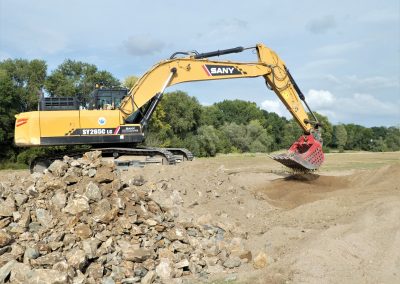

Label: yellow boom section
[119,43,312,133]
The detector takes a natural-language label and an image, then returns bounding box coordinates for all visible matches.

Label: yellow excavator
[14,43,324,171]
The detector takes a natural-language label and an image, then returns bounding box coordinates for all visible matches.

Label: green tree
[221,122,248,152]
[195,125,221,157]
[262,110,288,151]
[0,59,46,112]
[246,120,273,152]
[145,102,174,147]
[384,127,400,151]
[282,119,303,148]
[333,124,347,151]
[0,70,18,160]
[209,100,266,127]
[45,59,120,100]
[360,128,374,151]
[160,91,202,139]
[200,105,224,127]
[0,59,47,161]
[123,75,139,89]
[313,112,333,147]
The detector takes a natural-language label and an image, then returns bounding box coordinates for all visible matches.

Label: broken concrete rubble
[0,151,253,283]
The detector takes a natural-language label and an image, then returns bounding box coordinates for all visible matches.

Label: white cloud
[307,90,399,122]
[261,99,290,117]
[124,35,165,56]
[340,93,399,115]
[323,74,342,84]
[261,89,400,125]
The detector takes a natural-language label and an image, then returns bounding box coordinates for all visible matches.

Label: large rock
[14,193,28,207]
[17,209,31,229]
[85,182,102,202]
[155,258,173,280]
[31,251,64,266]
[141,270,156,284]
[0,196,16,217]
[24,247,40,261]
[122,248,153,262]
[83,151,102,162]
[48,160,68,177]
[86,262,104,279]
[82,238,100,259]
[63,172,79,185]
[166,225,189,243]
[51,191,67,209]
[0,260,16,283]
[40,179,67,192]
[66,248,88,271]
[28,268,69,284]
[94,167,114,184]
[175,258,189,269]
[74,223,92,239]
[10,261,31,283]
[253,251,267,269]
[222,256,241,268]
[63,197,90,215]
[0,231,13,248]
[91,199,117,223]
[36,208,53,228]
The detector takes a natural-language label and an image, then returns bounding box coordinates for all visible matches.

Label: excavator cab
[88,86,128,110]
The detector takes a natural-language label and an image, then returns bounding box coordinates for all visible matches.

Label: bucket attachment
[271,133,324,171]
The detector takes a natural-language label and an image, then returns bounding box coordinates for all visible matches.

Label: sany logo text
[203,65,242,76]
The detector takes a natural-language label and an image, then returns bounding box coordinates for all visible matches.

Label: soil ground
[1,151,399,283]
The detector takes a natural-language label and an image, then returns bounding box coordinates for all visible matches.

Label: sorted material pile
[0,151,251,284]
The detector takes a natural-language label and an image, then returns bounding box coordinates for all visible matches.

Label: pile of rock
[0,151,254,284]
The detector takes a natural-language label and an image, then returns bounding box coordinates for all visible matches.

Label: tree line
[147,92,400,156]
[0,59,399,166]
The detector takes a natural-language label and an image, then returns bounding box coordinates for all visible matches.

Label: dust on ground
[121,151,400,283]
[1,151,399,283]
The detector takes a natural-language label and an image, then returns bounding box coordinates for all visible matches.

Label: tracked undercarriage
[30,147,193,173]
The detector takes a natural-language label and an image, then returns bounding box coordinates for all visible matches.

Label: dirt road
[122,152,400,283]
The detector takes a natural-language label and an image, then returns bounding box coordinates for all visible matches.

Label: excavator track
[29,147,184,173]
[164,148,194,162]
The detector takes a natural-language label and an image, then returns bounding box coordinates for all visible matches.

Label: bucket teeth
[270,153,319,171]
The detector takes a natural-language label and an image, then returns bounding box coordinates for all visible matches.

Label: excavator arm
[119,43,324,170]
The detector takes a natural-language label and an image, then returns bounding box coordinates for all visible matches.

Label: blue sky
[0,0,399,127]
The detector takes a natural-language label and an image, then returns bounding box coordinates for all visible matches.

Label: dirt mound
[346,163,400,188]
[257,164,400,209]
